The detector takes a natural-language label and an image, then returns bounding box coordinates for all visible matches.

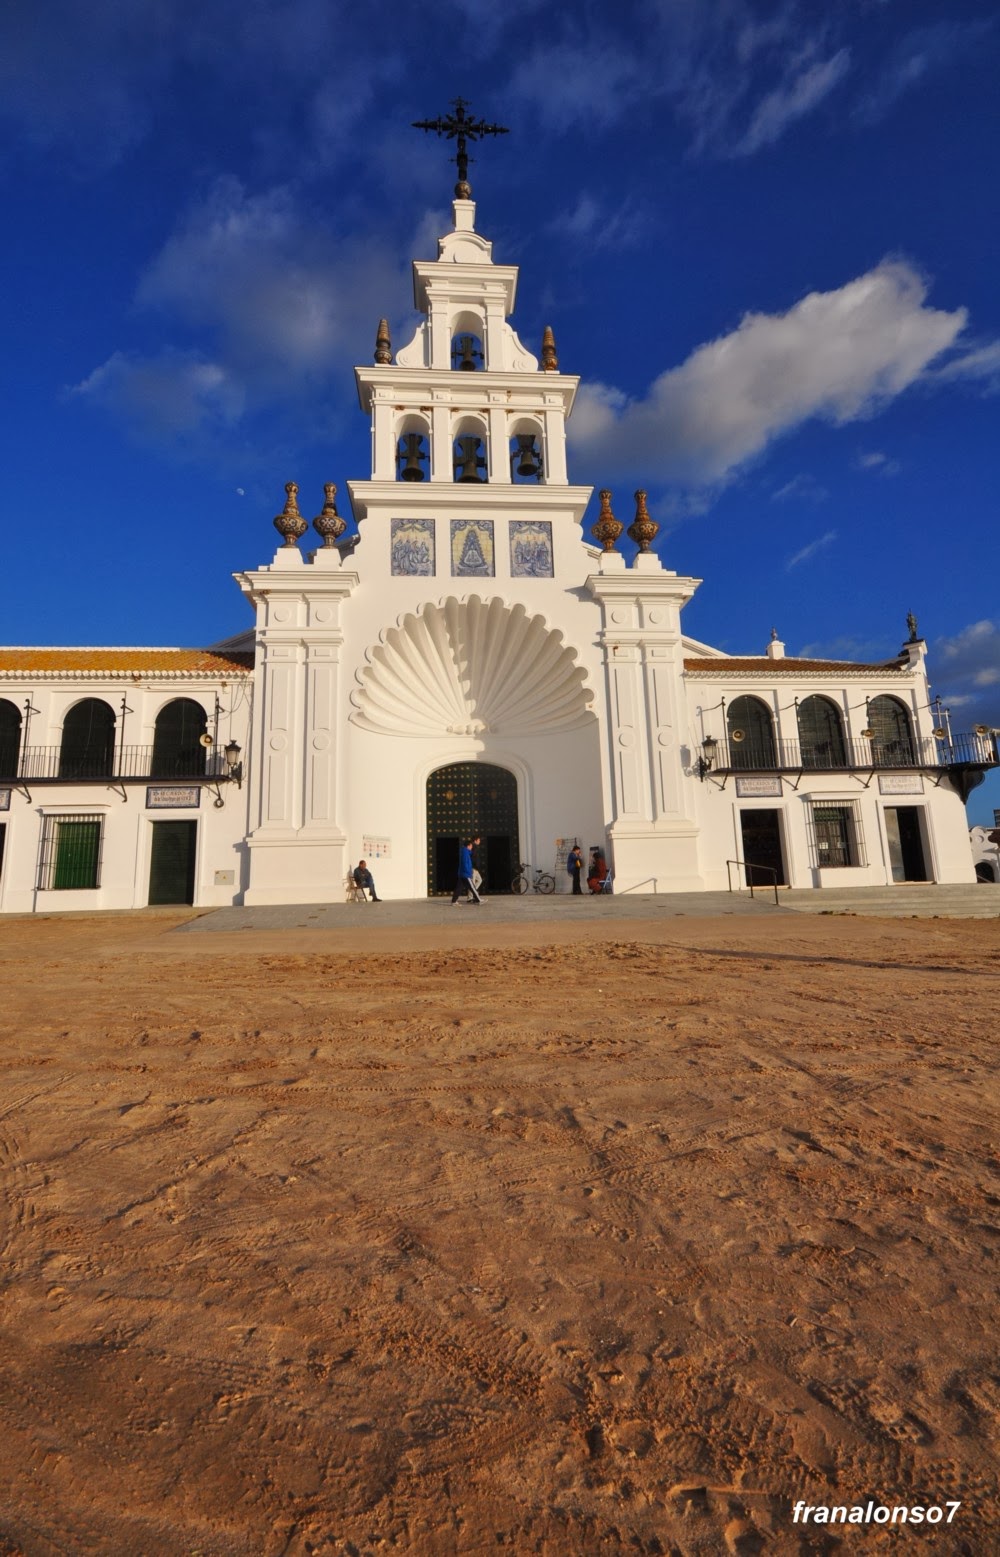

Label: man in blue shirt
[451,838,482,905]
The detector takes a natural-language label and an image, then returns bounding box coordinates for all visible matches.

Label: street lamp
[698,735,718,780]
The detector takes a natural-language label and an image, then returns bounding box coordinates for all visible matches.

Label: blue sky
[2,0,999,821]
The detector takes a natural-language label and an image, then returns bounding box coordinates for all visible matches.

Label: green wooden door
[148,820,197,905]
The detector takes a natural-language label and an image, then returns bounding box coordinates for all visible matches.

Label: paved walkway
[176,882,999,933]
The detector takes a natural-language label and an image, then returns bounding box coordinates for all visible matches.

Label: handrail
[1,744,231,783]
[726,858,780,905]
[709,730,997,775]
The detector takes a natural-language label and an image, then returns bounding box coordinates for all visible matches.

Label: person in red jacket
[587,849,608,893]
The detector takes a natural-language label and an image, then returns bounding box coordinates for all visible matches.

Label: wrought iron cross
[413,97,509,198]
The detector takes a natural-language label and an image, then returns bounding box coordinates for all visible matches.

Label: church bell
[397,434,427,482]
[512,434,541,479]
[452,334,483,371]
[454,436,486,482]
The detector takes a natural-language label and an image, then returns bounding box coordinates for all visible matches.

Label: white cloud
[786,529,837,571]
[136,178,406,378]
[855,449,901,475]
[773,473,829,502]
[507,41,646,131]
[567,258,966,489]
[72,177,431,446]
[932,340,1000,392]
[935,621,1000,690]
[545,192,650,250]
[854,21,993,125]
[733,48,851,155]
[71,348,245,438]
[931,620,1000,730]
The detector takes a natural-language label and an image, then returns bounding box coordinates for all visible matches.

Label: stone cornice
[0,669,252,683]
[354,365,580,414]
[347,481,593,523]
[682,667,914,681]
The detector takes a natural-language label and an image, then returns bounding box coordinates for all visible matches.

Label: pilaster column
[235,548,360,904]
[430,397,452,481]
[542,399,568,483]
[588,556,705,892]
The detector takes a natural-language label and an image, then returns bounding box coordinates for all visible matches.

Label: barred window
[806,799,867,869]
[38,814,104,890]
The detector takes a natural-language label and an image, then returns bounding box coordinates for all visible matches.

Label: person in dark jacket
[568,843,584,895]
[353,860,381,901]
[451,839,482,905]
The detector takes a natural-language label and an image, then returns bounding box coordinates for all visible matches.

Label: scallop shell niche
[350,595,594,737]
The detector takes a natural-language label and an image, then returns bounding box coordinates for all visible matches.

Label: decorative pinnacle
[591,489,623,553]
[313,483,346,548]
[375,318,392,365]
[907,610,919,642]
[627,490,659,554]
[273,481,308,548]
[412,97,509,199]
[541,325,558,372]
[770,626,779,642]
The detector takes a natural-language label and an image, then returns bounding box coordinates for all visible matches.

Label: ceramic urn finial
[273,481,308,547]
[591,489,623,552]
[627,489,659,553]
[313,483,347,547]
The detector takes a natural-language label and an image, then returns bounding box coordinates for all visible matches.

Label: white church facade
[0,193,994,914]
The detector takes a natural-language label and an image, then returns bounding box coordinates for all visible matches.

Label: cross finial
[413,97,509,199]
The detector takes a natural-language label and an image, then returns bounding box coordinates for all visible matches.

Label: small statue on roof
[907,611,919,642]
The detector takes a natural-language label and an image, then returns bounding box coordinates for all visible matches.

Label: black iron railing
[710,731,997,774]
[3,745,232,784]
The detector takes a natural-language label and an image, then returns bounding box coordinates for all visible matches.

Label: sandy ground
[0,909,997,1557]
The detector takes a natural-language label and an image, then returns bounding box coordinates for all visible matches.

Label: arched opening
[452,414,488,484]
[727,695,776,770]
[0,698,22,780]
[59,699,116,779]
[797,695,846,769]
[395,413,430,482]
[152,698,208,778]
[509,418,544,483]
[976,861,998,883]
[450,310,486,371]
[426,762,519,896]
[868,695,915,766]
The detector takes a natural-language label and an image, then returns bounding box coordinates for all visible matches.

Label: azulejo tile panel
[451,519,494,577]
[391,518,435,576]
[510,520,553,577]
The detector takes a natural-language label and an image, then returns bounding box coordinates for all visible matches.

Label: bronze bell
[454,436,486,482]
[513,434,541,479]
[452,334,483,371]
[397,434,427,482]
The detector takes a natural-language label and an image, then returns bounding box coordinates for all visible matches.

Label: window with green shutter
[39,815,104,890]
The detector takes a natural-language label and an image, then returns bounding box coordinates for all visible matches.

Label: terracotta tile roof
[0,649,254,674]
[683,656,907,675]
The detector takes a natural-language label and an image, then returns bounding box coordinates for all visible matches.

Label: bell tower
[349,100,591,564]
[352,195,580,498]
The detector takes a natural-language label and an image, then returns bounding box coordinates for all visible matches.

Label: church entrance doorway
[884,806,928,882]
[148,820,198,905]
[739,808,785,887]
[426,762,519,895]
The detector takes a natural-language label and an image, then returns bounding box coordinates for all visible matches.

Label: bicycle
[511,862,555,895]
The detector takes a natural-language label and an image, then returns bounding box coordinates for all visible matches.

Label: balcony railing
[0,744,233,784]
[709,731,997,773]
